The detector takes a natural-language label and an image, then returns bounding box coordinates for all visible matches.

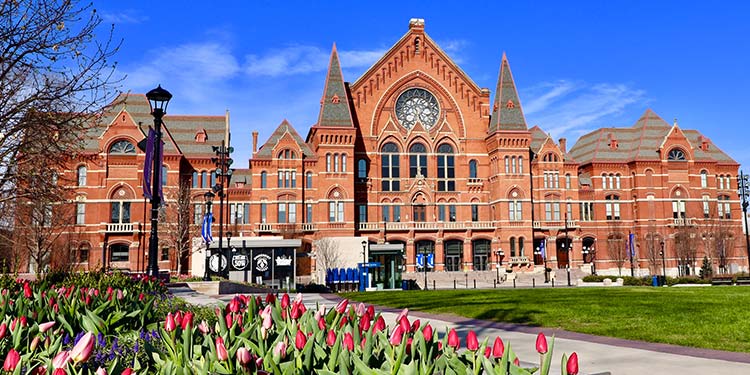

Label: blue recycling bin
[402,280,409,290]
[652,275,659,287]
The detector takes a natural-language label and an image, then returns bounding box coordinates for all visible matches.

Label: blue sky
[98,1,750,171]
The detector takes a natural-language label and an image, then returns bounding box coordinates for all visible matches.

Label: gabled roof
[315,44,354,128]
[529,125,576,162]
[256,119,315,159]
[569,109,736,165]
[488,53,527,133]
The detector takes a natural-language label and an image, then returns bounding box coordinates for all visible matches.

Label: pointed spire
[488,53,527,133]
[316,44,354,128]
[632,109,670,129]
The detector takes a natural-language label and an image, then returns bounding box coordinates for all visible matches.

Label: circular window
[667,148,686,161]
[395,88,440,130]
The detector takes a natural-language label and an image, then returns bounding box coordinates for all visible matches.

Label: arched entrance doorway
[556,237,571,268]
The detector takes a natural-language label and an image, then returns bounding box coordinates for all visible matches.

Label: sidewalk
[170,287,750,375]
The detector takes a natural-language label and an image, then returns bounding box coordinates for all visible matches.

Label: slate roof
[315,45,354,128]
[569,109,736,165]
[230,168,252,185]
[255,120,316,159]
[488,54,527,133]
[529,125,576,162]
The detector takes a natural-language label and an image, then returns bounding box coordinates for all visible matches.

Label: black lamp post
[361,240,367,290]
[660,240,666,282]
[495,249,503,283]
[629,230,635,277]
[738,171,750,270]
[212,141,233,279]
[145,85,172,278]
[202,191,214,281]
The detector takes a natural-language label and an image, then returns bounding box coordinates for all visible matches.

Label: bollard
[513,279,516,288]
[494,279,497,288]
[454,279,456,289]
[433,280,436,290]
[533,278,536,288]
[473,279,476,289]
[465,274,468,289]
[552,280,555,288]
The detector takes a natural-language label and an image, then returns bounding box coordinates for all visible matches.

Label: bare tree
[673,223,699,276]
[607,223,627,276]
[644,223,662,275]
[0,0,121,207]
[703,216,736,275]
[162,179,197,275]
[313,237,341,283]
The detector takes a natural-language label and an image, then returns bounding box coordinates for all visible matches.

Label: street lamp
[145,85,172,278]
[660,240,666,282]
[738,171,750,270]
[202,191,214,281]
[494,249,503,282]
[361,240,368,290]
[212,142,234,279]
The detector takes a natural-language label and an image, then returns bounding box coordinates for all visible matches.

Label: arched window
[415,240,435,272]
[504,156,509,174]
[518,237,525,257]
[109,140,136,154]
[326,153,332,172]
[409,143,427,178]
[510,237,516,257]
[201,171,208,188]
[192,171,198,188]
[700,170,708,188]
[357,159,367,179]
[341,154,347,172]
[444,240,463,271]
[333,153,340,172]
[306,172,313,188]
[511,156,517,174]
[381,143,400,191]
[210,170,217,187]
[261,171,267,188]
[668,148,687,161]
[615,174,621,189]
[472,239,490,271]
[518,156,523,174]
[77,166,87,186]
[437,144,455,191]
[469,159,478,178]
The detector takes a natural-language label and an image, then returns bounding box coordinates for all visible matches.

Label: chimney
[559,138,567,154]
[252,131,258,155]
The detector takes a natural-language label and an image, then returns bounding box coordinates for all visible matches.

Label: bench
[735,277,750,285]
[711,278,734,286]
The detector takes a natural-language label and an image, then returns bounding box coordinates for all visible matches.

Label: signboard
[359,262,382,268]
[417,254,434,269]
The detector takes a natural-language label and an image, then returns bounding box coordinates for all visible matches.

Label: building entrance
[369,243,404,290]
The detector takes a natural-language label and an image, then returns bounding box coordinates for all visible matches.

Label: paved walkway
[169,287,750,375]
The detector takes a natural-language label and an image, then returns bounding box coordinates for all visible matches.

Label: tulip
[116,289,124,300]
[71,332,94,363]
[174,311,183,327]
[567,352,579,375]
[52,350,70,369]
[373,316,386,333]
[360,335,367,349]
[261,305,273,319]
[255,356,264,369]
[290,303,302,319]
[263,313,273,330]
[164,312,176,332]
[343,332,354,351]
[334,299,348,314]
[513,357,520,366]
[398,316,410,334]
[265,293,276,304]
[181,311,194,330]
[20,316,27,327]
[138,293,145,301]
[30,336,40,351]
[216,337,228,361]
[0,322,6,339]
[484,347,491,358]
[339,316,348,328]
[295,330,307,350]
[53,369,66,375]
[466,330,479,351]
[39,321,56,333]
[294,293,303,304]
[396,308,409,322]
[23,282,32,298]
[366,305,375,318]
[237,347,252,366]
[422,324,433,341]
[122,369,133,375]
[281,293,290,309]
[273,341,287,358]
[96,367,107,375]
[356,302,366,316]
[318,317,326,330]
[326,330,336,347]
[3,348,20,371]
[34,365,47,375]
[535,332,548,354]
[225,313,233,328]
[359,314,371,332]
[492,337,505,358]
[228,298,240,314]
[389,325,403,346]
[411,319,420,332]
[447,328,460,349]
[198,320,210,334]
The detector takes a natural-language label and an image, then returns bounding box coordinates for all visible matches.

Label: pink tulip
[295,330,307,350]
[535,332,548,354]
[360,335,367,349]
[39,321,56,333]
[411,319,420,332]
[467,330,479,351]
[164,313,176,332]
[356,302,366,316]
[447,328,460,349]
[389,325,403,346]
[228,298,240,314]
[116,289,123,300]
[484,347,491,358]
[0,323,6,339]
[237,347,252,366]
[398,316,410,334]
[216,337,228,361]
[422,324,433,341]
[513,357,520,366]
[53,369,66,375]
[318,317,326,330]
[30,336,40,351]
[281,293,290,309]
[198,320,210,334]
[52,350,70,369]
[71,332,94,363]
[326,330,336,347]
[96,367,107,375]
[567,352,579,375]
[396,308,409,322]
[493,337,505,358]
[273,341,287,358]
[343,332,354,351]
[174,311,183,327]
[359,315,371,332]
[3,348,20,371]
[334,299,348,314]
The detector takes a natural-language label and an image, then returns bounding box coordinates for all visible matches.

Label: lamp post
[361,240,368,290]
[660,240,666,282]
[212,141,233,279]
[494,249,502,283]
[145,85,172,278]
[564,215,571,286]
[629,231,635,277]
[738,171,750,270]
[202,191,214,281]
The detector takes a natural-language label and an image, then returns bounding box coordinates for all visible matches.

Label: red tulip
[326,330,337,347]
[228,298,240,314]
[373,316,386,333]
[398,316,410,334]
[71,332,94,363]
[19,316,27,327]
[265,293,276,304]
[216,337,228,361]
[121,369,133,375]
[181,311,194,330]
[225,313,233,328]
[484,347,491,358]
[0,323,6,339]
[290,303,302,319]
[281,293,290,309]
[138,293,145,301]
[339,316,348,328]
[53,369,66,375]
[411,319,421,332]
[335,299,349,314]
[359,314,371,332]
[52,350,70,369]
[567,352,579,375]
[513,357,520,366]
[493,337,505,358]
[34,366,46,375]
[318,317,326,330]
[466,330,479,351]
[174,311,183,327]
[164,312,176,332]
[237,347,252,366]
[343,332,354,351]
[389,325,404,346]
[360,335,367,349]
[295,330,307,350]
[366,305,375,318]
[447,328,460,349]
[23,282,32,298]
[422,324,433,341]
[535,332,548,354]
[3,348,20,371]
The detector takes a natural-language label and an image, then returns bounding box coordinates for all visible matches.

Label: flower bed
[0,272,580,374]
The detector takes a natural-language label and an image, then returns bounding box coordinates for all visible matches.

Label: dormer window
[109,140,136,154]
[194,129,208,143]
[668,148,687,161]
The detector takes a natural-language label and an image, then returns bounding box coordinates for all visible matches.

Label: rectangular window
[76,203,85,225]
[328,202,336,222]
[545,203,551,221]
[448,205,456,222]
[567,202,573,221]
[553,202,560,221]
[504,157,509,174]
[606,202,612,220]
[230,204,237,224]
[511,157,517,174]
[471,204,479,222]
[278,203,287,223]
[613,202,620,220]
[291,171,296,188]
[306,173,312,188]
[703,196,710,218]
[194,203,203,225]
[508,201,516,221]
[543,173,549,189]
[438,205,445,221]
[277,172,283,188]
[337,202,344,222]
[554,173,560,189]
[326,154,331,172]
[243,204,250,224]
[288,203,296,223]
[358,205,367,223]
[260,203,267,223]
[161,247,169,261]
[342,154,347,172]
[334,155,340,172]
[515,201,522,221]
[382,205,390,222]
[394,206,401,222]
[306,203,313,223]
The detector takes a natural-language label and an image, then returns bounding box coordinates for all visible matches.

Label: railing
[469,221,494,229]
[509,256,530,264]
[301,223,317,232]
[566,220,578,228]
[257,223,275,232]
[467,178,483,186]
[106,222,136,233]
[532,220,578,229]
[358,222,380,231]
[672,217,694,226]
[443,222,465,230]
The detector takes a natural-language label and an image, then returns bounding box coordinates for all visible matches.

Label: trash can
[402,280,409,290]
[652,275,659,287]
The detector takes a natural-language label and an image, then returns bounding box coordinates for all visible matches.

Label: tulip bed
[0,272,580,374]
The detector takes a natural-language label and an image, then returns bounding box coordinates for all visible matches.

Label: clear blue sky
[97,1,750,171]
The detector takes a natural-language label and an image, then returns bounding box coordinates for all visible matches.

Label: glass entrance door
[371,252,403,289]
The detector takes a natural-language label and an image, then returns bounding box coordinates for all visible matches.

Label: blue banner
[416,254,424,268]
[427,253,434,268]
[628,233,636,258]
[201,212,213,244]
[539,240,546,259]
[142,128,155,199]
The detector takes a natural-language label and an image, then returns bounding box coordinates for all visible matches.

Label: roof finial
[673,118,678,127]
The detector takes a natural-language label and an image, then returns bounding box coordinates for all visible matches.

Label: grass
[340,287,750,352]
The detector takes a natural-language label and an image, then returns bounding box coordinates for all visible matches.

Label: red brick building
[52,19,744,280]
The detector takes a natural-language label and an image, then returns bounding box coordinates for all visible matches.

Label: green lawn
[340,287,750,352]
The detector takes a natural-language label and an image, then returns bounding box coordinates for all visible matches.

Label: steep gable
[256,120,315,159]
[488,54,527,133]
[316,44,354,128]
